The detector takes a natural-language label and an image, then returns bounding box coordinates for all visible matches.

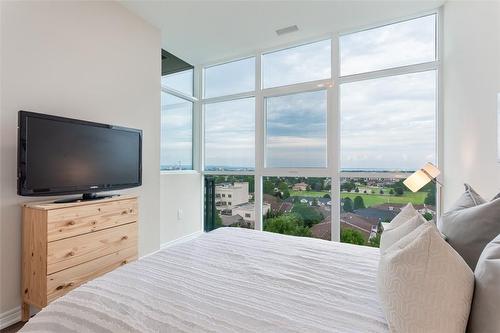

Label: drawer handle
[66,251,75,257]
[121,260,128,265]
[121,235,128,241]
[67,220,76,226]
[56,282,74,291]
[121,210,128,215]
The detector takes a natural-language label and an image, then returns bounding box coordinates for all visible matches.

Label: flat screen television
[18,111,142,202]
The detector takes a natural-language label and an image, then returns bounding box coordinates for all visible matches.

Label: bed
[20,228,388,333]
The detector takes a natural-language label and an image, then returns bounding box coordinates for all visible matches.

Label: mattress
[20,228,388,333]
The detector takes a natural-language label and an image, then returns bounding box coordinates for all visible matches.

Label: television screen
[18,111,142,197]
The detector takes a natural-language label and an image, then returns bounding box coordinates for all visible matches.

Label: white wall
[160,173,202,245]
[0,0,161,318]
[443,1,500,208]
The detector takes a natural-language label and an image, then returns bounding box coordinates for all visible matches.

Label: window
[340,71,436,170]
[204,57,255,98]
[204,98,255,171]
[160,92,193,170]
[339,14,438,247]
[263,177,331,240]
[201,13,440,240]
[340,15,436,76]
[262,39,331,88]
[265,90,327,168]
[162,68,194,96]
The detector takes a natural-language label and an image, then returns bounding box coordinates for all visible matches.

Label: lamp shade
[403,162,441,192]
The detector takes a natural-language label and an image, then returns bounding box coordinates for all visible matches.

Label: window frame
[161,69,199,174]
[199,8,442,239]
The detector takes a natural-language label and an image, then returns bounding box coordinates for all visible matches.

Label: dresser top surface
[23,195,138,210]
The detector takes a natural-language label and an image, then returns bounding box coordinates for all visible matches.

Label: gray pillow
[467,234,500,332]
[439,184,500,270]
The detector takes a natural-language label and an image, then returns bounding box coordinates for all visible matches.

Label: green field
[289,190,329,198]
[289,190,427,207]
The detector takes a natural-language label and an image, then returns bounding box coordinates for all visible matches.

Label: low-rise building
[232,202,271,223]
[215,182,249,210]
[292,182,308,191]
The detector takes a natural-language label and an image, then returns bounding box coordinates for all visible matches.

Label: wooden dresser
[21,195,138,321]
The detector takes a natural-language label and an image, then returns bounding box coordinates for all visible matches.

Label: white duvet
[21,228,388,333]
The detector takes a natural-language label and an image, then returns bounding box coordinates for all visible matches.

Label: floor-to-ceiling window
[203,58,257,229]
[200,12,440,244]
[338,14,438,247]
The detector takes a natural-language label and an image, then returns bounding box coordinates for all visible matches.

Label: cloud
[340,14,435,76]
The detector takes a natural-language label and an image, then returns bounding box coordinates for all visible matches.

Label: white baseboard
[0,306,21,329]
[160,230,203,250]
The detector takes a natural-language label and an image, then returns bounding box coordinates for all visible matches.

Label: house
[292,182,308,191]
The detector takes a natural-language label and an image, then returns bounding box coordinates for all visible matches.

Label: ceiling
[121,0,445,66]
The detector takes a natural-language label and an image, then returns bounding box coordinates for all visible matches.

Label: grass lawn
[289,190,427,207]
[289,190,329,198]
[341,191,427,207]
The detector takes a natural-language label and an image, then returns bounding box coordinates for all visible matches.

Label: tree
[424,190,436,206]
[379,189,384,195]
[278,181,290,199]
[263,213,311,237]
[341,229,365,245]
[343,197,353,213]
[215,210,223,228]
[389,189,394,195]
[394,186,404,196]
[363,190,367,194]
[263,180,275,195]
[353,196,365,210]
[311,181,322,191]
[354,187,360,193]
[341,181,356,192]
[292,204,323,227]
[323,193,331,199]
[368,233,381,248]
[312,198,319,206]
[422,212,433,221]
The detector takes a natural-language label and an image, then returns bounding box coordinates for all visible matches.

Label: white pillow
[383,203,419,231]
[377,222,474,333]
[380,214,426,254]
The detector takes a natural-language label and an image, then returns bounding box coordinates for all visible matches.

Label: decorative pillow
[377,222,474,333]
[438,184,500,270]
[380,214,426,254]
[382,203,418,231]
[468,234,500,332]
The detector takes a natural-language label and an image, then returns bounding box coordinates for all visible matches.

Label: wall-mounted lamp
[403,162,441,192]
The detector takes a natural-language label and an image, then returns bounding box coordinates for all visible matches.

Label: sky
[162,14,437,171]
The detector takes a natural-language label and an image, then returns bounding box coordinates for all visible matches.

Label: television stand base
[53,193,119,204]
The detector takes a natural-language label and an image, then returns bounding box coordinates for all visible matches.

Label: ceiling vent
[276,25,299,36]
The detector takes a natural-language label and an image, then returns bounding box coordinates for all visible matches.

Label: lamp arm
[421,168,443,187]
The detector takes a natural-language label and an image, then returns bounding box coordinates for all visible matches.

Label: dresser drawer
[47,246,137,303]
[47,222,137,275]
[47,199,138,242]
